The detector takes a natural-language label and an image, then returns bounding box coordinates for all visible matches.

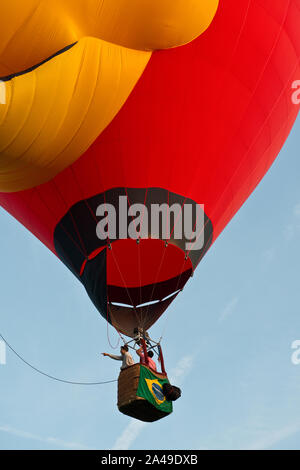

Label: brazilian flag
[136,366,173,414]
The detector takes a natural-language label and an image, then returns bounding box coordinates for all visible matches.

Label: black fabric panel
[0,42,77,82]
[53,187,214,330]
[81,249,108,323]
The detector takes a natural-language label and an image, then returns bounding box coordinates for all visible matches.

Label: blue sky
[0,115,300,450]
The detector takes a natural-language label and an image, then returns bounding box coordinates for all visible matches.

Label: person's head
[148,350,154,358]
[120,345,128,354]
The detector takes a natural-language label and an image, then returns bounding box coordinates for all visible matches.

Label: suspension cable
[0,332,117,386]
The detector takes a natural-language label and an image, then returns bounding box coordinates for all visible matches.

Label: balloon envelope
[0,0,299,336]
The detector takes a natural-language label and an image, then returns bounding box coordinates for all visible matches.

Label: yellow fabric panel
[58,0,220,51]
[0,0,219,75]
[0,37,151,192]
[0,1,79,76]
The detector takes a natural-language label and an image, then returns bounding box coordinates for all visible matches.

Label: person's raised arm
[102,353,122,360]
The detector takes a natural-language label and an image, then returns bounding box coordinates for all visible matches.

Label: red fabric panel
[107,239,191,288]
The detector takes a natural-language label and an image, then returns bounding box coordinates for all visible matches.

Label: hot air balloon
[0,0,299,421]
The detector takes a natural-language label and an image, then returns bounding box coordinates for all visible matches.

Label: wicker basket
[117,363,171,422]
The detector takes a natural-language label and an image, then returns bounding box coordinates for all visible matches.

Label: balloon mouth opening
[105,238,193,337]
[106,237,192,311]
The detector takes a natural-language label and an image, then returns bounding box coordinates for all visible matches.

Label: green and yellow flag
[137,366,173,415]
